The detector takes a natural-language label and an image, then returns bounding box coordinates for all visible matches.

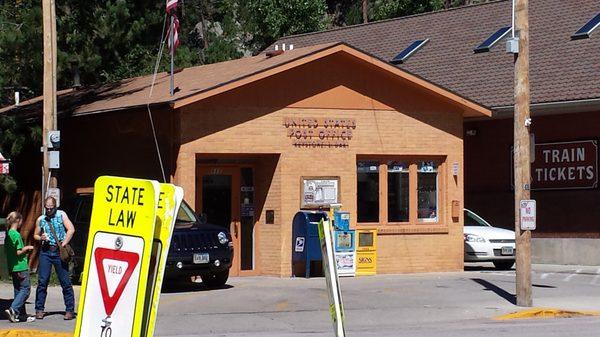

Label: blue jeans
[10,270,31,317]
[35,249,75,313]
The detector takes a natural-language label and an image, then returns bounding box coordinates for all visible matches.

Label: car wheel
[69,261,81,285]
[201,270,229,287]
[493,260,515,270]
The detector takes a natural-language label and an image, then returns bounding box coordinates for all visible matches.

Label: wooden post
[42,0,57,199]
[513,0,532,307]
[362,0,368,23]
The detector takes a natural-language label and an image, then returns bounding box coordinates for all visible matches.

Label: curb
[0,330,71,337]
[494,308,600,320]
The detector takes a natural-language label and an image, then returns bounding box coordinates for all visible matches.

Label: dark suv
[63,193,233,287]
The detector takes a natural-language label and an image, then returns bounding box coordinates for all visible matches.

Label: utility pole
[42,0,58,200]
[513,0,532,307]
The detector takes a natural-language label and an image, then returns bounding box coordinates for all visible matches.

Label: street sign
[143,184,184,337]
[520,199,536,230]
[47,187,61,207]
[75,176,159,337]
[318,219,346,337]
[0,152,9,175]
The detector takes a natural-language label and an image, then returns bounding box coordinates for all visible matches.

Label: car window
[76,197,93,223]
[176,201,197,223]
[464,210,490,227]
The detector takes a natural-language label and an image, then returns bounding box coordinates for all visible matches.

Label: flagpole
[170,14,174,96]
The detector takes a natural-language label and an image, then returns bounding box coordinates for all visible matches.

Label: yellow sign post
[74,176,160,337]
[142,184,184,336]
[318,219,346,337]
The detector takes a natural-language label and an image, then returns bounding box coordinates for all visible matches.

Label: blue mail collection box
[334,211,350,230]
[292,211,328,278]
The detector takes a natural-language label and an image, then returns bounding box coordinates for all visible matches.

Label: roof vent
[572,13,600,40]
[390,39,429,64]
[474,26,512,53]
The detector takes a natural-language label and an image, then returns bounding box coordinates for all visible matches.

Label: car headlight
[218,232,229,245]
[464,234,486,243]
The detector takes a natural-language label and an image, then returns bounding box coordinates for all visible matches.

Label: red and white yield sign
[520,200,536,231]
[95,247,140,317]
[80,232,144,335]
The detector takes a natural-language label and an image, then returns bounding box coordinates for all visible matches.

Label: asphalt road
[2,264,600,336]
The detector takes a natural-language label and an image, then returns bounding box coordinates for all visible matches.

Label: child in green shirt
[4,211,35,323]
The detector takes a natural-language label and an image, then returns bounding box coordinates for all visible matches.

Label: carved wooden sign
[283,117,357,148]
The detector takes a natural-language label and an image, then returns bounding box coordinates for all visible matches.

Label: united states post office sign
[511,140,598,190]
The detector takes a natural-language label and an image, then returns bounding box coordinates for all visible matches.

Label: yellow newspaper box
[356,229,377,276]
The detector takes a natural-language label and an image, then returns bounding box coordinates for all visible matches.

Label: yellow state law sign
[142,184,184,336]
[74,176,160,337]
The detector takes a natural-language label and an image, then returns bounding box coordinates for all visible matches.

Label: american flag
[168,15,180,53]
[166,0,178,13]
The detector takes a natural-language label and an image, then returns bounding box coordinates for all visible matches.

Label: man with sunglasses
[33,196,76,320]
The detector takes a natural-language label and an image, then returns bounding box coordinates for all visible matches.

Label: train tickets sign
[512,140,598,190]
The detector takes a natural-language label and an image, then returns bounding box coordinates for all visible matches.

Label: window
[357,161,379,222]
[572,13,600,40]
[464,210,490,227]
[357,158,443,226]
[390,39,429,64]
[473,26,512,53]
[387,161,409,222]
[418,161,438,222]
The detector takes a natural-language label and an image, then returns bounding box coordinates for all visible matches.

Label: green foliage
[240,0,329,51]
[369,0,444,21]
[0,115,41,193]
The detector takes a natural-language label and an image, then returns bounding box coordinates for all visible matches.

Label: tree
[236,0,330,52]
[0,115,41,193]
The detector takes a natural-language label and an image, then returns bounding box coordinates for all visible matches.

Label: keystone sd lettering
[105,185,145,228]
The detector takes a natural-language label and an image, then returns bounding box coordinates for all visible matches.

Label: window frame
[356,156,446,231]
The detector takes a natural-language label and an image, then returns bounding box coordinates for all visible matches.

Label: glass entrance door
[197,165,256,276]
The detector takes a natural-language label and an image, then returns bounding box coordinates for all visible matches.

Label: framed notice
[301,176,340,209]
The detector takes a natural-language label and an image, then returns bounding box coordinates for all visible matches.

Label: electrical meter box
[333,211,350,230]
[356,228,378,276]
[292,210,328,278]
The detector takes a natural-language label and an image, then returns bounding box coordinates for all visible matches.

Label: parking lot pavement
[1,264,599,336]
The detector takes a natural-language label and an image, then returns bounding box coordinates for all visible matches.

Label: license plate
[193,253,209,264]
[501,247,514,255]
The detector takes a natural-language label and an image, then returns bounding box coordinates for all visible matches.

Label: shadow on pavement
[471,278,516,305]
[464,265,513,272]
[161,280,233,294]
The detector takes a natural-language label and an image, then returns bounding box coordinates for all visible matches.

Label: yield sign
[94,248,140,316]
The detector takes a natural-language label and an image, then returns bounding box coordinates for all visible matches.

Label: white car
[463,209,516,270]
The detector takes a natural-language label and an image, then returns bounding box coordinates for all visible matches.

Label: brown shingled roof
[1,42,490,117]
[0,43,338,116]
[272,0,600,108]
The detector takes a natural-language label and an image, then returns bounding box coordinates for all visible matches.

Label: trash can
[0,217,9,280]
[292,211,328,278]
